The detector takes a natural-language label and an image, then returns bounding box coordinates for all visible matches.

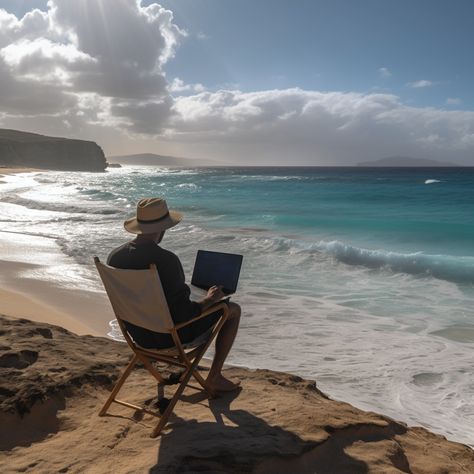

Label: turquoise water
[139,166,474,258]
[69,166,474,283]
[157,167,474,255]
[1,166,473,445]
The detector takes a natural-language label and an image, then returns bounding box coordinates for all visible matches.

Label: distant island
[107,153,216,167]
[357,156,460,167]
[0,129,106,171]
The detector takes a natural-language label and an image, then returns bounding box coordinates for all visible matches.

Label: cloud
[407,79,435,88]
[111,97,173,134]
[0,2,474,166]
[378,67,392,78]
[166,88,474,165]
[1,38,97,85]
[446,98,462,106]
[0,8,50,48]
[0,1,183,133]
[169,78,206,94]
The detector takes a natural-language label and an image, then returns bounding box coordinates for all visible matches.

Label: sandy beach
[0,168,115,335]
[0,168,39,174]
[0,231,114,336]
[0,170,85,330]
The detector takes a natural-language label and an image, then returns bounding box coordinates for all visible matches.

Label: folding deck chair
[94,257,229,437]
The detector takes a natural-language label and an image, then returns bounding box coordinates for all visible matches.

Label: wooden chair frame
[94,257,229,437]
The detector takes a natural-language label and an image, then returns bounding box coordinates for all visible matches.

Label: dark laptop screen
[191,250,243,294]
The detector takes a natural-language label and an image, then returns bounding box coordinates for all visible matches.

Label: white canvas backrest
[95,259,174,334]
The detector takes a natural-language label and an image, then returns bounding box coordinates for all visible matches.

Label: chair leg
[150,368,192,437]
[150,353,205,437]
[138,355,165,384]
[99,354,138,416]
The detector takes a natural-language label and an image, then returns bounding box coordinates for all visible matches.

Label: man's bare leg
[206,302,241,392]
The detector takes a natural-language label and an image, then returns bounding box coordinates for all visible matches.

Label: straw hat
[124,198,182,234]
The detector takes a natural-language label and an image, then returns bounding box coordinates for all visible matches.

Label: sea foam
[240,234,474,284]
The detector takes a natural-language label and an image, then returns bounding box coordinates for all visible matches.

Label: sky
[0,0,474,165]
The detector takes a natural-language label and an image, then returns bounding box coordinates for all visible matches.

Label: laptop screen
[191,250,243,295]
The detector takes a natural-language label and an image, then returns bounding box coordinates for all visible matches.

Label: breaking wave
[316,240,474,284]
[243,235,474,284]
[0,195,122,215]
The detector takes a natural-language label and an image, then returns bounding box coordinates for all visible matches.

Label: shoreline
[0,167,40,176]
[0,169,101,335]
[0,230,113,336]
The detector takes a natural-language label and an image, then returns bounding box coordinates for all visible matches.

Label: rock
[0,129,107,171]
[0,314,473,473]
[0,316,128,417]
[0,349,38,369]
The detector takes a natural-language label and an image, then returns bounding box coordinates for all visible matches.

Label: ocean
[1,166,473,446]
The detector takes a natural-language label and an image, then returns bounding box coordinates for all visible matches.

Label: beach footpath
[1,315,473,473]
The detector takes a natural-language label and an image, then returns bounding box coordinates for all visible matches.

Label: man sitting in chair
[108,197,241,393]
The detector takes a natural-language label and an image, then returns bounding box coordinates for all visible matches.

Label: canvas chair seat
[94,257,229,437]
[134,327,213,355]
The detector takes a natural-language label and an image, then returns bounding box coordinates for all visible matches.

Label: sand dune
[1,315,473,473]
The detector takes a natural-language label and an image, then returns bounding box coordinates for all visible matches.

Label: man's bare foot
[207,375,241,393]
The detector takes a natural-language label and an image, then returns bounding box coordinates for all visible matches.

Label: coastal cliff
[0,129,106,171]
[0,315,473,473]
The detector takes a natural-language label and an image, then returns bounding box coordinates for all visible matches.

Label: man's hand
[207,285,225,302]
[200,285,225,310]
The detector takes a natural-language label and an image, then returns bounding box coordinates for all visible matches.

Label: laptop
[191,250,243,295]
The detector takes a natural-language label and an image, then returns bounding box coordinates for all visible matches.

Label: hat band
[137,211,170,224]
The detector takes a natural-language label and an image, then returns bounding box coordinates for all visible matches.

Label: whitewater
[0,166,473,447]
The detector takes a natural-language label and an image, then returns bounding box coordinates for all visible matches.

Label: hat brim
[123,210,182,234]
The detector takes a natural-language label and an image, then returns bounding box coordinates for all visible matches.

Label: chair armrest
[173,302,228,330]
